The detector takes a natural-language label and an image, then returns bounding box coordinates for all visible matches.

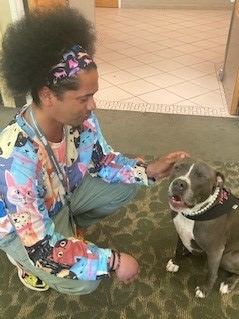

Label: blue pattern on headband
[46,45,93,86]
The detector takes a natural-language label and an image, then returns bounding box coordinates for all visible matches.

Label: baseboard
[121,4,232,10]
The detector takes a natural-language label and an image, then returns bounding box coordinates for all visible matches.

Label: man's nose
[87,96,96,111]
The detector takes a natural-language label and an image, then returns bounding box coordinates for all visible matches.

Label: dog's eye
[194,171,204,178]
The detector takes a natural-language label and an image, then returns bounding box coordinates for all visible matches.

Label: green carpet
[1,108,239,318]
[1,161,239,319]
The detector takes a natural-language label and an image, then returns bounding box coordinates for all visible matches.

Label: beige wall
[69,0,95,24]
[0,1,12,37]
[121,0,232,9]
[0,1,16,107]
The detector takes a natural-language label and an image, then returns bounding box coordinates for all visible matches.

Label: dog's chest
[173,213,195,252]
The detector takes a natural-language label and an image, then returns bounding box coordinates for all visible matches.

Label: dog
[166,157,239,298]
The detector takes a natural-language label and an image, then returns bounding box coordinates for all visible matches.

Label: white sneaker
[6,253,49,291]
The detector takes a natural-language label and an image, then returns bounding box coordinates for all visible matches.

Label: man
[0,7,187,294]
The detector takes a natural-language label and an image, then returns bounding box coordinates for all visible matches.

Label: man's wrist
[137,162,156,181]
[109,250,121,271]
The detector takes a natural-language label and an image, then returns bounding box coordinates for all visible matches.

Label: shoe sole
[6,254,49,291]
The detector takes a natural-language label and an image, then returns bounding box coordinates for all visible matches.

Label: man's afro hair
[0,6,96,96]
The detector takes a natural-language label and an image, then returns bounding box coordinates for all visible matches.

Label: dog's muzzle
[168,178,195,210]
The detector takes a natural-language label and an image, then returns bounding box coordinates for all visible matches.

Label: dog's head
[168,157,224,213]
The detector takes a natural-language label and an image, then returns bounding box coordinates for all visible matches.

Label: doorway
[26,0,67,11]
[95,0,118,8]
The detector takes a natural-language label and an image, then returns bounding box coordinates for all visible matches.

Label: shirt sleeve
[89,115,153,186]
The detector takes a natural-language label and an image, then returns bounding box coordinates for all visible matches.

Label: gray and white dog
[166,157,239,298]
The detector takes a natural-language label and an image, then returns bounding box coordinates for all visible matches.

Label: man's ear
[216,172,225,187]
[38,86,54,105]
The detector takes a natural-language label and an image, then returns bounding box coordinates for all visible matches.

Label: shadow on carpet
[1,158,239,319]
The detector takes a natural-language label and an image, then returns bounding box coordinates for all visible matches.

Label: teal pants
[1,174,138,295]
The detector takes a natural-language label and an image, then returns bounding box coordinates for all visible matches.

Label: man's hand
[146,151,189,179]
[110,252,140,284]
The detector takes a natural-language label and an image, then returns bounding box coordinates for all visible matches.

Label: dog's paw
[219,277,238,294]
[195,286,206,298]
[219,282,230,294]
[166,259,179,273]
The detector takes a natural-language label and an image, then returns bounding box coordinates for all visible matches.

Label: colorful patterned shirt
[0,105,149,281]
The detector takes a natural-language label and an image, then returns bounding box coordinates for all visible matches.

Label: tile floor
[94,7,235,117]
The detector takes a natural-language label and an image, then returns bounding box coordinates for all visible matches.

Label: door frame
[8,0,25,20]
[96,0,121,8]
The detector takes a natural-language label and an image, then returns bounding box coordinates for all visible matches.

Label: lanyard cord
[28,106,70,201]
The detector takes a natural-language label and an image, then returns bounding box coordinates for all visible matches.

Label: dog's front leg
[166,235,190,273]
[195,248,224,298]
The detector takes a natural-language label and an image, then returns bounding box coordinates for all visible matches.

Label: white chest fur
[173,213,195,252]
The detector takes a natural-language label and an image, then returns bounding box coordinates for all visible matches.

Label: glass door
[221,0,239,114]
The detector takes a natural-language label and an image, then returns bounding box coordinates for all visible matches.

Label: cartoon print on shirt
[83,117,97,134]
[89,141,104,173]
[74,135,80,149]
[14,132,28,147]
[0,110,144,281]
[5,170,45,245]
[52,238,98,265]
[0,196,13,238]
[36,143,65,216]
[12,210,39,246]
[98,165,134,183]
[65,159,83,191]
[79,128,94,163]
[134,165,149,185]
[26,235,108,280]
[26,235,74,278]
[5,170,36,211]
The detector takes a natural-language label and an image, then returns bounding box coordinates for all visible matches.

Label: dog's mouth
[169,195,189,210]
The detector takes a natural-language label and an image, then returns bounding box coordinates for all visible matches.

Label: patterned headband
[46,44,94,86]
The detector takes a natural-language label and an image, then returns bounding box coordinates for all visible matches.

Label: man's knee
[114,183,138,203]
[127,184,138,200]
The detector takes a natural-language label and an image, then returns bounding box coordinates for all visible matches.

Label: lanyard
[28,106,71,204]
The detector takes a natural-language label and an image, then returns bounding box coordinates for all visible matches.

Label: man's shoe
[7,254,49,291]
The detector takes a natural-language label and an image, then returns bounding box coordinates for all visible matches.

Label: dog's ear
[216,172,225,187]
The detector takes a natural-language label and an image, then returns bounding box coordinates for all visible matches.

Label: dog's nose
[172,179,187,192]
